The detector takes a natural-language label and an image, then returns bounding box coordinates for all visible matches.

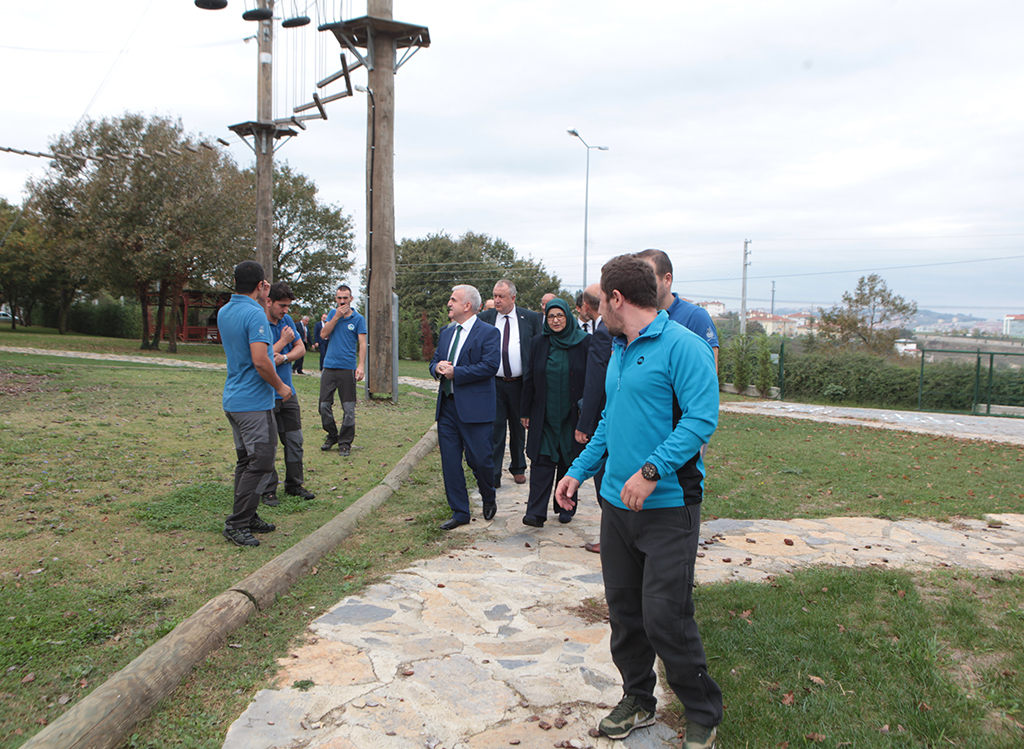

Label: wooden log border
[22,424,439,749]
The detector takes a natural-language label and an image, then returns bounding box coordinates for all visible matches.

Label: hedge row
[782,350,1024,411]
[40,301,143,339]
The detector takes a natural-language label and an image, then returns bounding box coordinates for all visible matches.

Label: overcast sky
[3,0,1023,319]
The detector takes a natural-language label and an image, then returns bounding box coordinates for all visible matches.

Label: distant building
[894,339,919,356]
[698,300,726,317]
[1004,314,1024,337]
[747,309,795,336]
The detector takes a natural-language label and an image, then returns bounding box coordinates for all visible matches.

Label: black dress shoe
[522,515,545,528]
[321,435,338,451]
[439,518,468,531]
[482,503,497,520]
[286,486,316,500]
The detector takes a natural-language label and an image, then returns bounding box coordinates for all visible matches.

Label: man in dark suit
[575,283,612,554]
[313,313,328,371]
[292,315,310,374]
[477,280,543,488]
[429,284,501,530]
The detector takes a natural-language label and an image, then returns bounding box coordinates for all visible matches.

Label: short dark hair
[336,284,352,294]
[601,254,659,310]
[269,281,295,302]
[234,260,265,294]
[575,291,584,308]
[635,248,672,278]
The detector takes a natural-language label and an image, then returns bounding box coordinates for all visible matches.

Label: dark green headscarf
[540,298,586,462]
[543,298,587,349]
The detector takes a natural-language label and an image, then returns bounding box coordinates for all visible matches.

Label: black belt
[498,376,521,382]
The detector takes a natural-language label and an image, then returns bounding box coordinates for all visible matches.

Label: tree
[0,199,44,328]
[31,113,253,349]
[391,231,565,357]
[258,162,355,311]
[818,274,917,354]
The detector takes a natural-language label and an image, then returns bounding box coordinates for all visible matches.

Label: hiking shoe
[286,486,316,500]
[223,527,259,547]
[338,444,351,456]
[598,694,655,739]
[261,491,279,507]
[249,514,276,533]
[683,723,717,749]
[320,435,338,451]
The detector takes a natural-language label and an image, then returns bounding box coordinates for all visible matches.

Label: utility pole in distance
[740,239,751,335]
[771,280,776,317]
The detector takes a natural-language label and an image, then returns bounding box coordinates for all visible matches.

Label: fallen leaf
[782,691,795,706]
[538,720,552,730]
[809,675,825,686]
[783,538,795,546]
[21,673,35,684]
[804,733,826,742]
[918,702,931,712]
[880,724,890,734]
[58,694,71,705]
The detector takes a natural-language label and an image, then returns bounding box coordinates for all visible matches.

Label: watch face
[642,462,659,481]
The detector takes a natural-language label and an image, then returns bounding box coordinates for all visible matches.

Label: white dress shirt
[495,307,524,378]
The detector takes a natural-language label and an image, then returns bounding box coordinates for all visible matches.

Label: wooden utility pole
[229,0,296,283]
[255,0,274,279]
[366,0,396,398]
[320,4,429,400]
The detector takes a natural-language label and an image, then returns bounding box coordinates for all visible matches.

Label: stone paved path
[221,389,1024,749]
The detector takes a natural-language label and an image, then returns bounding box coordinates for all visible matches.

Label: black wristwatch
[641,461,661,481]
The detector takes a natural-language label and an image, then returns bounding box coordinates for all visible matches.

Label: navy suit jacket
[478,306,543,376]
[577,318,612,437]
[430,320,501,423]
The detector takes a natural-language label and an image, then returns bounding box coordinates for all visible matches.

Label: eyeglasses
[546,312,567,321]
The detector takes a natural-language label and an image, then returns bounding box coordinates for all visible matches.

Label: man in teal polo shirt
[258,281,316,506]
[219,261,293,547]
[318,284,367,457]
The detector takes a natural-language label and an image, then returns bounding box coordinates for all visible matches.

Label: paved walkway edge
[20,425,440,749]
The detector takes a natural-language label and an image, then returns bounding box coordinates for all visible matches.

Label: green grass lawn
[1,349,1023,747]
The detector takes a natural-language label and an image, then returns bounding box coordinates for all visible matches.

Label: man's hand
[620,469,657,512]
[521,417,529,429]
[273,352,287,367]
[435,360,455,379]
[280,325,295,344]
[355,366,365,382]
[276,383,293,402]
[574,429,589,444]
[554,476,580,512]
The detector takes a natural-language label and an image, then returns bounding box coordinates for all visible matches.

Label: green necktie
[442,325,462,396]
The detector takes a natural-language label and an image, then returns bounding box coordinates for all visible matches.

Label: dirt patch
[946,648,1008,691]
[0,369,52,397]
[567,597,609,625]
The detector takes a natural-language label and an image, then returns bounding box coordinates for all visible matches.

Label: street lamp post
[567,129,608,288]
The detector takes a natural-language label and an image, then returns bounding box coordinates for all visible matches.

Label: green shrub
[66,301,143,339]
[754,335,775,397]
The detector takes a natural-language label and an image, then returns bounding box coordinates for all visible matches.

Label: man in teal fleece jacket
[555,254,722,749]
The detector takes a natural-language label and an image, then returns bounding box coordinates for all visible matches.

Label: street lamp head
[597,146,609,151]
[567,129,579,138]
[195,0,228,9]
[355,84,373,95]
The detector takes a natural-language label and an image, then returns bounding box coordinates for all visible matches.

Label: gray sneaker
[248,514,276,534]
[683,723,717,749]
[222,527,259,547]
[598,694,655,739]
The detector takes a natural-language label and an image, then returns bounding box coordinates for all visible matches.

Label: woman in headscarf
[520,297,591,526]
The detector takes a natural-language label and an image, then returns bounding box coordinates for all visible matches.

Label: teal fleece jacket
[566,310,718,509]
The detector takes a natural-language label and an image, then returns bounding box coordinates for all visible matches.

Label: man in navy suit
[477,280,543,488]
[429,285,501,530]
